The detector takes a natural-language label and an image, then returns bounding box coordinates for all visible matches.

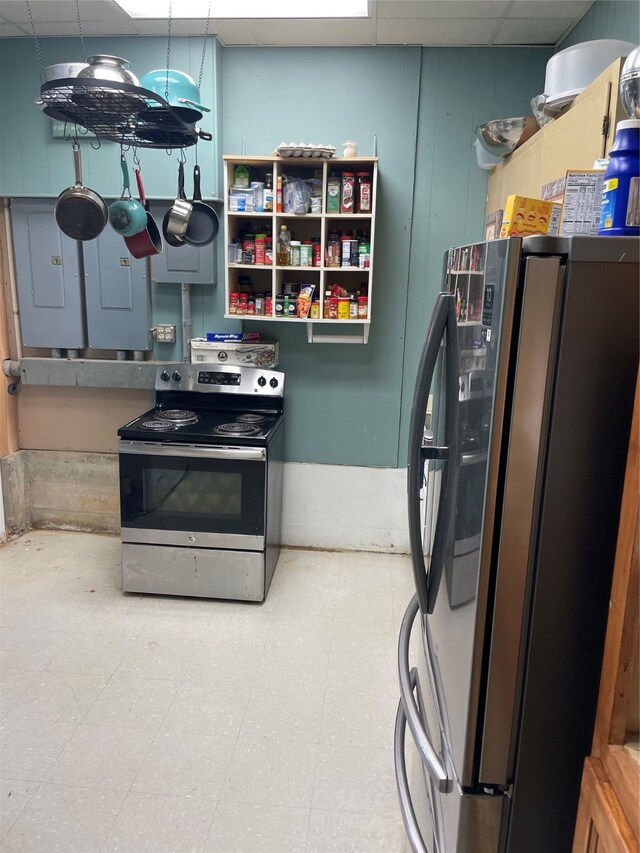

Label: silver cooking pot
[43,62,87,81]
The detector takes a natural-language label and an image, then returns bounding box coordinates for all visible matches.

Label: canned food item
[337,297,350,319]
[289,241,301,266]
[237,293,248,316]
[300,243,313,266]
[310,300,320,319]
[341,238,359,267]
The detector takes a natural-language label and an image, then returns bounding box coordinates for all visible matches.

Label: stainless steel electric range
[117,363,285,602]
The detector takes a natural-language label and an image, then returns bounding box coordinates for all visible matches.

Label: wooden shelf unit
[223,155,378,344]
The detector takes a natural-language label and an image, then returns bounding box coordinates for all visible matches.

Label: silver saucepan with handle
[162,161,192,247]
[55,142,108,241]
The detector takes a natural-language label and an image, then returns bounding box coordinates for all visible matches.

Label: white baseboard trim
[282,462,409,554]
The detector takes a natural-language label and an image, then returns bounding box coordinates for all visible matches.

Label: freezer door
[478,255,564,784]
[406,238,522,790]
[395,595,506,852]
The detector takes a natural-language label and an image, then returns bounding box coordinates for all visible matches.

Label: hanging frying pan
[162,160,192,248]
[124,168,162,259]
[184,165,219,247]
[55,143,108,241]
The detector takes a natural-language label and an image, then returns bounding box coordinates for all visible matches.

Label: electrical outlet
[155,324,176,343]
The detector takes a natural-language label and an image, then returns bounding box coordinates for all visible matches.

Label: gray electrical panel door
[82,224,151,351]
[11,199,86,348]
[149,202,216,285]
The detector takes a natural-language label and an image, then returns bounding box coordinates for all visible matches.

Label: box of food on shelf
[190,336,279,368]
[499,195,557,237]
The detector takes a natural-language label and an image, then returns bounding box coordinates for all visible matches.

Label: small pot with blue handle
[109,156,148,237]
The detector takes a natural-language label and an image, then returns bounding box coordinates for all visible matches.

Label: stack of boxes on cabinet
[224,155,378,325]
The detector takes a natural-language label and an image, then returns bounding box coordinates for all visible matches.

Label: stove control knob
[160,371,170,382]
[172,371,182,382]
[257,376,267,387]
[269,377,279,388]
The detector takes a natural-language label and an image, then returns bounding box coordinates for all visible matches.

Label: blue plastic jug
[598,119,640,236]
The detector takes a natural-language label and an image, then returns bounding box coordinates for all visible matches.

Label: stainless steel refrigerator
[395,236,639,853]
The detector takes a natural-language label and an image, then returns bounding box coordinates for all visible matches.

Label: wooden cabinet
[223,155,378,344]
[486,58,627,218]
[573,376,640,853]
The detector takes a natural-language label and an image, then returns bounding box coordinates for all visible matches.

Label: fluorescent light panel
[113,0,369,18]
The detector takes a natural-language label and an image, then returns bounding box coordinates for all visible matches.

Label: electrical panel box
[82,223,151,351]
[11,199,86,349]
[149,202,217,285]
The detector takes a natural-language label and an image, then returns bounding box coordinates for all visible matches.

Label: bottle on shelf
[327,172,340,213]
[277,224,291,265]
[276,175,283,213]
[340,172,356,214]
[356,171,372,213]
[234,164,250,188]
[263,173,273,212]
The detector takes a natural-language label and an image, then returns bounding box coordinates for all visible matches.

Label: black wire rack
[39,79,212,149]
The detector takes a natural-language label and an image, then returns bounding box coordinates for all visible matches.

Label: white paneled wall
[282,463,409,554]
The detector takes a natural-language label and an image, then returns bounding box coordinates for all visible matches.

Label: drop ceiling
[0,0,593,46]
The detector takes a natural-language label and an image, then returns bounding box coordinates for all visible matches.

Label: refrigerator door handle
[394,675,430,853]
[408,292,460,614]
[398,595,453,794]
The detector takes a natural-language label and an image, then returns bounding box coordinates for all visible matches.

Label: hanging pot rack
[29,0,213,151]
[38,78,212,149]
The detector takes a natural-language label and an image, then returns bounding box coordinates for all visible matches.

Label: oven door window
[119,453,265,536]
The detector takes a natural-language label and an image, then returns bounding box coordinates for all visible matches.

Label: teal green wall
[224,46,550,466]
[0,37,550,467]
[559,0,639,48]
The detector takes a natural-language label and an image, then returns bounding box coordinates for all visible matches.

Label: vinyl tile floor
[0,530,416,853]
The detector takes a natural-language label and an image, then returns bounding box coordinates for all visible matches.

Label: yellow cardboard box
[499,195,556,237]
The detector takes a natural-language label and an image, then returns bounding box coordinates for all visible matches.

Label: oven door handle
[118,441,266,462]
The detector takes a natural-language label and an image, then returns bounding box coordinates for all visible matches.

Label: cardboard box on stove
[499,195,557,237]
[190,338,279,369]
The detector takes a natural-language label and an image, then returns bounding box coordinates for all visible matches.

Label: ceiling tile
[0,1,76,24]
[257,19,375,46]
[493,17,575,43]
[507,1,593,19]
[376,1,509,19]
[376,17,497,45]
